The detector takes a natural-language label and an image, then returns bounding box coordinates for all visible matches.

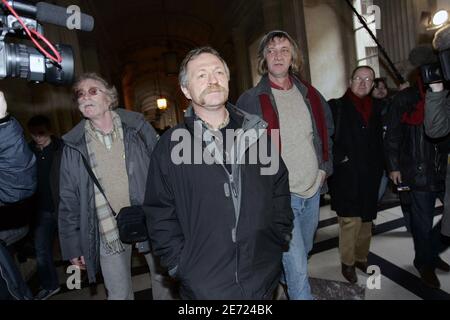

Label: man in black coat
[386,80,449,289]
[328,66,384,284]
[425,81,450,239]
[144,47,294,300]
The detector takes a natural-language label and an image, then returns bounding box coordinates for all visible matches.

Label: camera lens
[4,43,30,79]
[2,42,74,85]
[45,44,74,86]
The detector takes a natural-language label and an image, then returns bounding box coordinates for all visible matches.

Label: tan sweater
[272,86,324,198]
[90,136,131,213]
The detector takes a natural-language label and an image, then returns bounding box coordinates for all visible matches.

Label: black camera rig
[0,0,94,86]
[421,24,450,84]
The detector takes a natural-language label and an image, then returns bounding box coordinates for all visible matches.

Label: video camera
[420,24,450,84]
[0,0,94,85]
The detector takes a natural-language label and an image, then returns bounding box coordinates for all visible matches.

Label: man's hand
[389,171,402,185]
[429,82,444,93]
[0,91,7,119]
[70,256,86,270]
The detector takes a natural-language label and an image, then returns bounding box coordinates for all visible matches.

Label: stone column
[282,0,311,82]
[232,27,252,92]
[262,0,282,31]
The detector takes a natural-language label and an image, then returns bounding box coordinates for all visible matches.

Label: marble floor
[23,198,450,300]
[309,198,450,300]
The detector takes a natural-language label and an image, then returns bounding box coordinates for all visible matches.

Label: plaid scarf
[85,111,125,255]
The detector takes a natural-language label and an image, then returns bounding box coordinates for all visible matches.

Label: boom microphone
[36,2,94,32]
[1,0,37,17]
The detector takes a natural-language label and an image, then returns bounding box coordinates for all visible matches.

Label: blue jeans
[282,191,320,300]
[34,211,59,291]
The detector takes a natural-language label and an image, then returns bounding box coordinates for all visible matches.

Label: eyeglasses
[352,77,374,83]
[74,87,105,100]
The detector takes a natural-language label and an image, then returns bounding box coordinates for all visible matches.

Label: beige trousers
[338,217,373,266]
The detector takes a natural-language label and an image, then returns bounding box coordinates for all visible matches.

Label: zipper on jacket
[230,180,238,198]
[228,173,238,243]
[235,243,245,297]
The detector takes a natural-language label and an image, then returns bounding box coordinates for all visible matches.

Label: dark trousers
[409,191,446,270]
[34,211,59,290]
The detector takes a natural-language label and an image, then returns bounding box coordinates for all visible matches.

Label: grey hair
[179,47,230,88]
[72,73,119,109]
[257,30,303,76]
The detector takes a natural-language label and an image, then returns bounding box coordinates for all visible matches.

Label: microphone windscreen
[433,25,450,51]
[408,45,438,66]
[36,2,94,32]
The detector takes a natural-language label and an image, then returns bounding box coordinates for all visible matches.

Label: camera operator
[424,82,450,241]
[0,90,36,300]
[385,60,450,289]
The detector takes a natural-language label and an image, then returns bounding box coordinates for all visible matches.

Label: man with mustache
[144,47,293,299]
[236,30,334,300]
[58,73,173,300]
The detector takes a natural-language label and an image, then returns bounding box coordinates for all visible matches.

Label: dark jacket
[144,104,293,300]
[0,117,36,204]
[29,137,64,214]
[236,75,334,193]
[424,89,450,237]
[385,87,447,192]
[328,95,384,221]
[0,117,37,230]
[58,109,158,283]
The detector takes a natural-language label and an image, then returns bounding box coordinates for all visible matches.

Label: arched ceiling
[80,0,248,125]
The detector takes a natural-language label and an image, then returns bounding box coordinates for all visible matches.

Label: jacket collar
[255,74,309,98]
[63,108,145,150]
[184,103,268,165]
[29,136,63,152]
[184,102,267,133]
